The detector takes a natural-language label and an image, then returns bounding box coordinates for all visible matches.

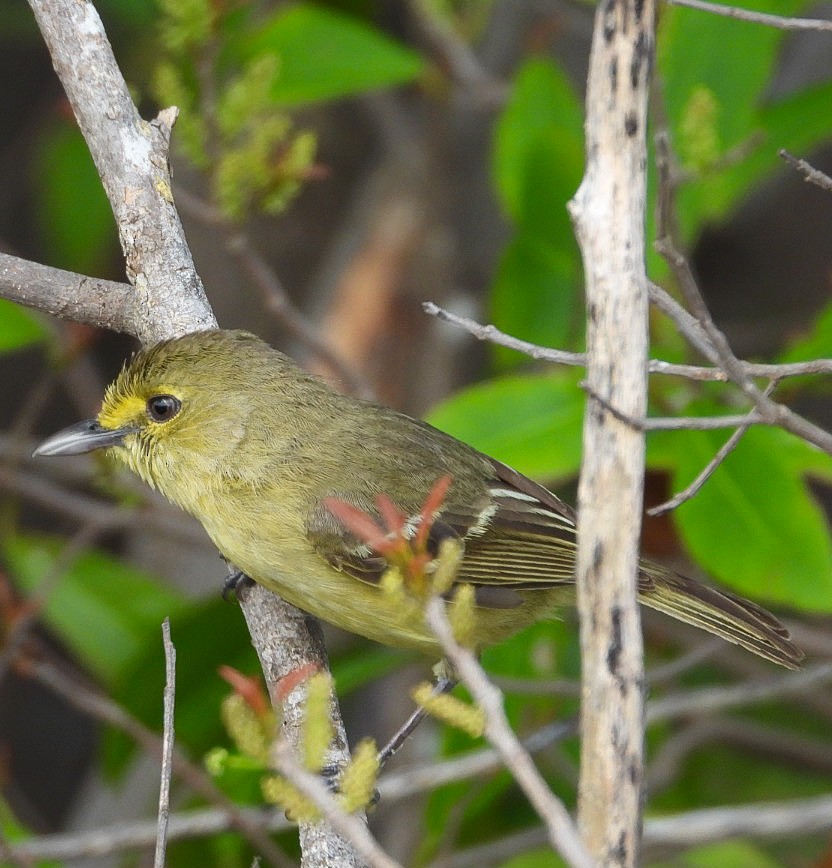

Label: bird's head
[34,330,277,509]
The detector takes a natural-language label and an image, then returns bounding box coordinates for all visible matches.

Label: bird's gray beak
[33,419,138,457]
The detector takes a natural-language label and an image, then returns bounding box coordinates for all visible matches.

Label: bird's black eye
[146,395,181,423]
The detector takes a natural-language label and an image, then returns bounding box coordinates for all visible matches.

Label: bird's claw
[222,569,254,602]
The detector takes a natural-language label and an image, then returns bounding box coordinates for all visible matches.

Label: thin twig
[643,794,832,849]
[663,0,832,31]
[405,0,508,105]
[272,738,400,868]
[423,301,832,381]
[648,715,832,794]
[424,597,592,868]
[779,149,832,192]
[581,381,764,431]
[154,619,176,868]
[645,638,724,684]
[654,135,832,456]
[646,661,832,724]
[8,719,575,863]
[432,794,832,865]
[647,381,776,515]
[9,807,288,863]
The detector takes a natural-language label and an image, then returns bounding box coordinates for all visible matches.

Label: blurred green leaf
[502,849,566,868]
[102,595,257,777]
[0,300,47,352]
[32,125,116,274]
[491,234,581,356]
[493,58,583,230]
[427,370,584,483]
[649,839,781,868]
[491,58,584,363]
[4,535,187,686]
[330,644,410,695]
[778,296,832,364]
[97,0,157,28]
[1,796,59,868]
[242,3,423,105]
[672,426,832,612]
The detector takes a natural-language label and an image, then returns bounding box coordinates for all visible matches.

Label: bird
[34,328,803,670]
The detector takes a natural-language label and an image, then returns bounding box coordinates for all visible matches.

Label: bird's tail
[640,565,804,670]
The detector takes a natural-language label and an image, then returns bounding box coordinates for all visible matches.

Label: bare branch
[643,794,832,849]
[27,0,215,344]
[424,597,592,868]
[654,135,832,455]
[7,720,575,863]
[23,3,359,861]
[154,619,176,868]
[424,300,832,381]
[236,581,368,867]
[648,383,775,515]
[0,252,135,333]
[646,661,832,724]
[663,0,832,31]
[405,0,508,106]
[779,149,832,192]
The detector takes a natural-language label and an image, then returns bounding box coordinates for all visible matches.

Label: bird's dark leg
[222,564,254,601]
[377,671,458,768]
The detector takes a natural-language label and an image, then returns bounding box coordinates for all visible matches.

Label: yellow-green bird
[35,329,803,669]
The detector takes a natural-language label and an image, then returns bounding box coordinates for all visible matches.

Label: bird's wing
[306,457,579,609]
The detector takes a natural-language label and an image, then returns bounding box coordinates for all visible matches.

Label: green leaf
[330,644,410,695]
[0,300,47,352]
[649,839,781,868]
[102,596,258,777]
[672,426,832,612]
[427,370,584,483]
[242,3,423,106]
[491,234,581,358]
[0,798,60,867]
[502,849,567,868]
[4,535,187,686]
[493,58,583,231]
[32,125,116,274]
[778,296,832,365]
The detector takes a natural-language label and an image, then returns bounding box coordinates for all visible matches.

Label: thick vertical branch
[567,0,655,863]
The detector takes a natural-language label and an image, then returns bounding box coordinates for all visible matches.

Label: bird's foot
[222,568,254,602]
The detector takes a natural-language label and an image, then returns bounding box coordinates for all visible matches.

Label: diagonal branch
[24,2,361,864]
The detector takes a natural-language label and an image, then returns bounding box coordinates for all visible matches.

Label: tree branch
[567,0,655,861]
[28,0,214,343]
[0,252,135,332]
[423,300,832,381]
[663,0,832,31]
